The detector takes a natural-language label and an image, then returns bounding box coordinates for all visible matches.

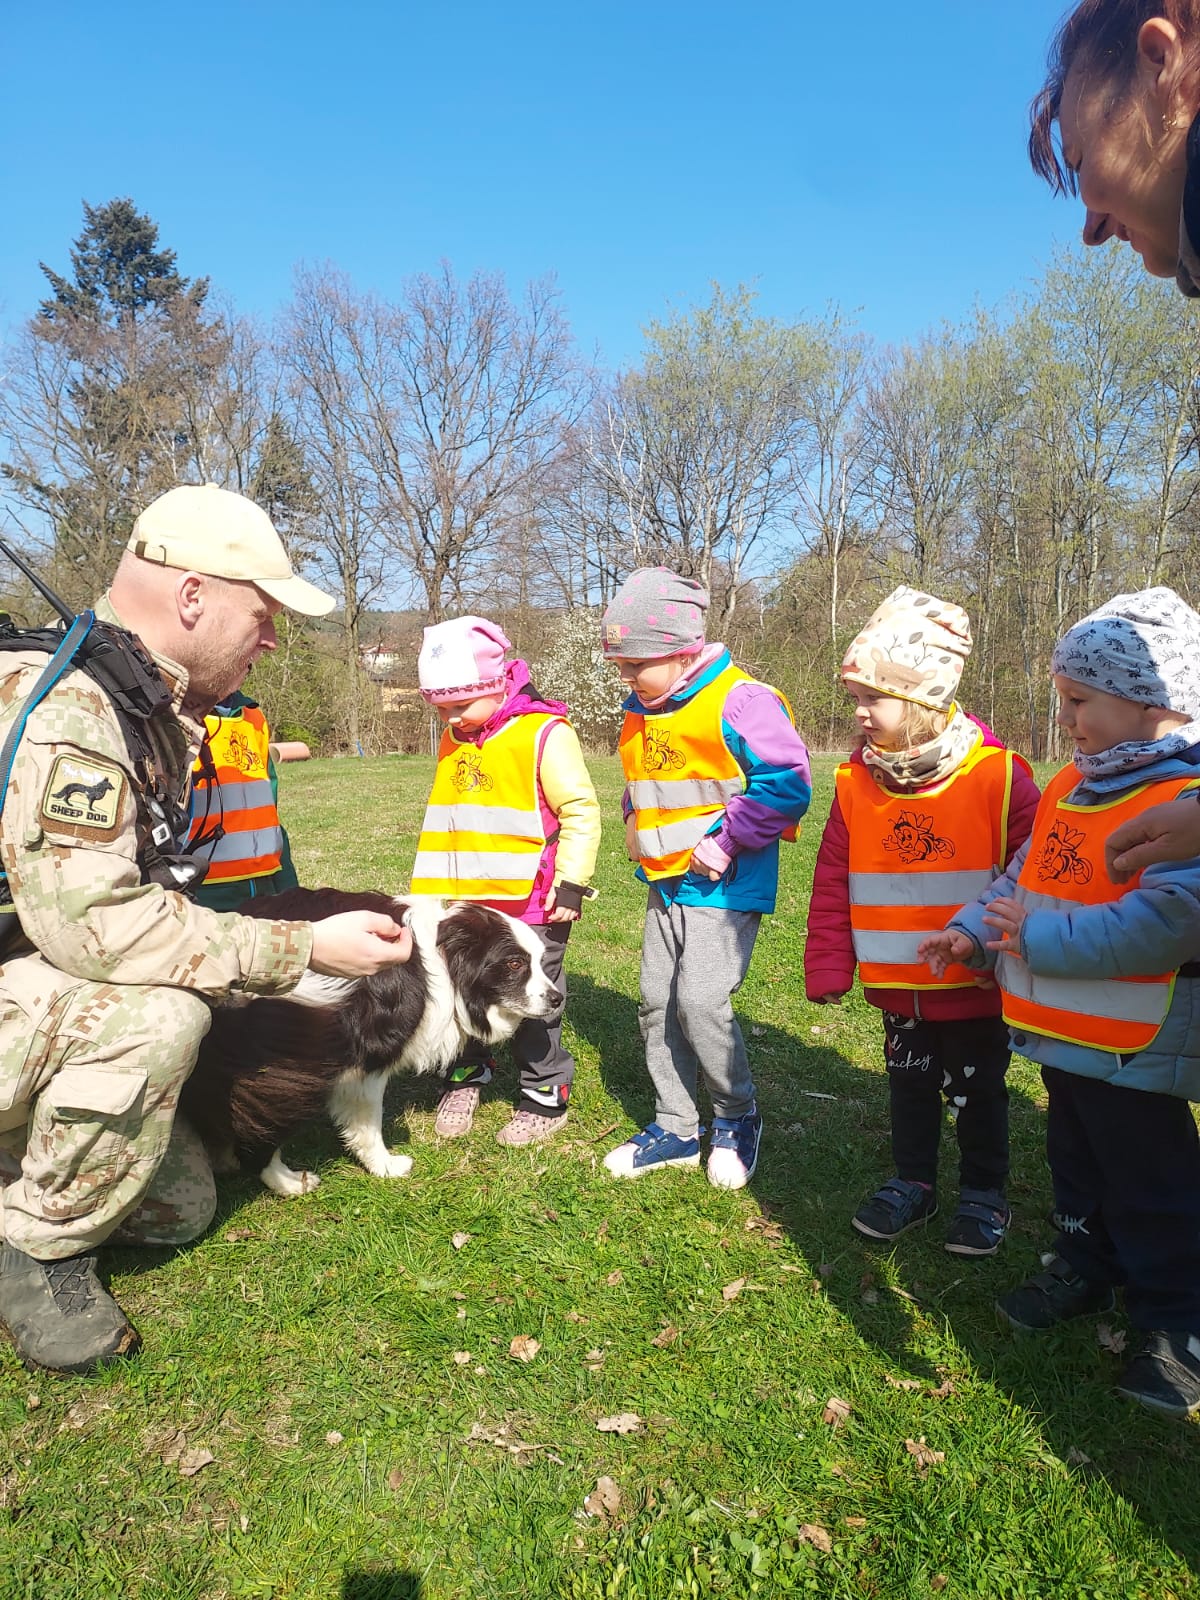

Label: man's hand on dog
[308,911,414,976]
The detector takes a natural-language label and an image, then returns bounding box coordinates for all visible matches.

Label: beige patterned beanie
[842,586,973,711]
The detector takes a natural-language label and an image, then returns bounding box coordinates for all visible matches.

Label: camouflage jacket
[0,594,312,994]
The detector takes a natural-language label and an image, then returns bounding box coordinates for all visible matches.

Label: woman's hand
[1106,796,1200,883]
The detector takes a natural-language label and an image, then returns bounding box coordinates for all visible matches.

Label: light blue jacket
[950,749,1200,1100]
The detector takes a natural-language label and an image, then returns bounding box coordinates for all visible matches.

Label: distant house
[359,643,403,681]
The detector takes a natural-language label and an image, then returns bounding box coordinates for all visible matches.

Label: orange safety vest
[619,663,795,881]
[188,704,283,883]
[999,764,1199,1053]
[410,712,564,900]
[838,741,1026,990]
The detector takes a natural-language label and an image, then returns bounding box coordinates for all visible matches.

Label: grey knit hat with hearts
[600,567,709,659]
[1052,586,1200,715]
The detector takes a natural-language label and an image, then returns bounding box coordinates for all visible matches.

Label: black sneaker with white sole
[1115,1330,1200,1418]
[852,1177,937,1241]
[995,1254,1116,1332]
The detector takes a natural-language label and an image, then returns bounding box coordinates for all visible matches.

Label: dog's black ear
[436,905,499,1035]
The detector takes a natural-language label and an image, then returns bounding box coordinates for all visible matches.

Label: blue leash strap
[0,611,96,826]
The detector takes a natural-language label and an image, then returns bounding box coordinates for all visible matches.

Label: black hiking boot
[0,1245,141,1375]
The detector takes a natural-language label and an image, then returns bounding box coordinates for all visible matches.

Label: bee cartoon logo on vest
[644,729,685,772]
[42,756,125,832]
[1036,819,1093,885]
[883,809,954,864]
[225,726,264,776]
[451,749,494,793]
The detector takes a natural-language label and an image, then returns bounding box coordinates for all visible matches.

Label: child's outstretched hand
[917,929,976,979]
[982,896,1026,958]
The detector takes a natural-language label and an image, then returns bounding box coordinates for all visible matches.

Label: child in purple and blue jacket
[598,568,811,1190]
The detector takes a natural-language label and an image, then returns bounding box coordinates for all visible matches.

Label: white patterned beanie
[1052,586,1200,715]
[842,586,973,711]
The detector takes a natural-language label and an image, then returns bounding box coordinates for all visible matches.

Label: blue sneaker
[603,1122,701,1179]
[707,1108,763,1190]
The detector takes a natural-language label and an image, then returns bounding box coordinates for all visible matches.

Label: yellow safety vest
[619,663,794,880]
[410,712,564,900]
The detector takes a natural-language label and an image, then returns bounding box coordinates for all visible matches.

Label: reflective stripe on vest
[188,705,283,883]
[838,742,1024,991]
[410,713,562,900]
[619,663,793,880]
[999,764,1198,1053]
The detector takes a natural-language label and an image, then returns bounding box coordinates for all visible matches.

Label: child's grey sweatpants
[639,884,761,1137]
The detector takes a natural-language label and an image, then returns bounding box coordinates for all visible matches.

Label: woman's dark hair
[1030,1,1200,191]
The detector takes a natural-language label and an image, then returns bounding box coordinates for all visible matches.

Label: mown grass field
[1,753,1199,1600]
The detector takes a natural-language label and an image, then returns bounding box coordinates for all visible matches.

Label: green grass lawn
[2,754,1198,1600]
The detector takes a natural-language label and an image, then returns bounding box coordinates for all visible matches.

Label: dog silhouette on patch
[52,775,116,809]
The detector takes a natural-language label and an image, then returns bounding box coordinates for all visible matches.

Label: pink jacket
[804,719,1041,1021]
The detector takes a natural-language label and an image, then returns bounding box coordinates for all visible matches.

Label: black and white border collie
[182,887,559,1196]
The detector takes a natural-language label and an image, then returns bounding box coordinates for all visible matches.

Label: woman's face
[1058,46,1189,278]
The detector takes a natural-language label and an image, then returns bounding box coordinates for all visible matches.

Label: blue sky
[3,1,1080,366]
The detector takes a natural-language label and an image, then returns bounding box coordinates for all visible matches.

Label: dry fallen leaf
[1066,1447,1093,1468]
[466,1420,549,1465]
[224,1228,254,1242]
[931,1577,949,1592]
[583,1475,622,1518]
[606,1270,624,1287]
[843,1516,867,1529]
[744,1216,784,1246]
[860,1287,880,1305]
[904,1436,945,1474]
[565,1310,586,1324]
[386,1467,405,1491]
[325,1431,344,1446]
[722,1277,747,1301]
[651,1324,679,1349]
[797,1523,832,1553]
[179,1447,215,1477]
[1097,1323,1128,1355]
[25,1395,40,1412]
[509,1335,541,1363]
[822,1396,852,1428]
[452,1351,472,1366]
[885,1375,923,1392]
[597,1412,644,1435]
[927,1378,956,1400]
[451,1232,471,1250]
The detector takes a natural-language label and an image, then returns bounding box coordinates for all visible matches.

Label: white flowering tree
[532,607,626,750]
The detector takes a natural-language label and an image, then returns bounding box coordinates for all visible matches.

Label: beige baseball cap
[128,483,335,617]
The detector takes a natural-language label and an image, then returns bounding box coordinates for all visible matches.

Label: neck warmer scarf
[1072,718,1200,782]
[861,704,981,794]
[635,642,727,711]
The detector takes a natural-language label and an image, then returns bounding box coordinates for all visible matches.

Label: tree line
[2,198,1198,757]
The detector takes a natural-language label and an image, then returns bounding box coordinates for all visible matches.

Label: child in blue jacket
[922,588,1200,1417]
[599,568,811,1190]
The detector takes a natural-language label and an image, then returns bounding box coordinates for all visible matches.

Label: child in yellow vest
[806,587,1039,1255]
[600,568,812,1189]
[412,616,600,1146]
[925,587,1200,1417]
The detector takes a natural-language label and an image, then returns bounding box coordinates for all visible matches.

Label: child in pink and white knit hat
[418,616,511,708]
[410,613,600,1151]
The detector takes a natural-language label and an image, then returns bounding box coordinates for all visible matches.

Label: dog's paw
[375,1151,414,1179]
[261,1151,322,1197]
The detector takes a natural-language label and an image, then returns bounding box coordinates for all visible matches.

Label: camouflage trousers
[0,953,216,1261]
